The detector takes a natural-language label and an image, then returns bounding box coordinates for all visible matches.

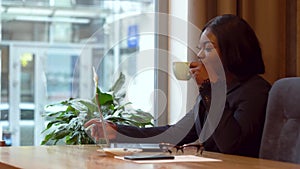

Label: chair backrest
[259,77,300,163]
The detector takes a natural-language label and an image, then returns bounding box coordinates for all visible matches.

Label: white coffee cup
[173,62,192,80]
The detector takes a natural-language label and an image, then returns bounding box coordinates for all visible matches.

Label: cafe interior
[1,0,300,168]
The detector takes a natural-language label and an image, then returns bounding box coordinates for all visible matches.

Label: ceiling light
[15,16,90,24]
[7,7,53,15]
[54,9,98,18]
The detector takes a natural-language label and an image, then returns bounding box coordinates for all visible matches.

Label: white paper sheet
[115,155,222,164]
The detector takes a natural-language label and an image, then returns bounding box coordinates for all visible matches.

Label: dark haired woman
[85,14,271,158]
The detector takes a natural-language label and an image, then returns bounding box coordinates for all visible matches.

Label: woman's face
[196,29,220,60]
[196,29,223,83]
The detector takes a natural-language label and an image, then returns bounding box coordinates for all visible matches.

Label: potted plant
[41,72,154,145]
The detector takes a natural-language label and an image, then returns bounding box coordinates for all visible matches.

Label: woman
[85,14,271,158]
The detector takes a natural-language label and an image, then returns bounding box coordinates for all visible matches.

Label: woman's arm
[114,97,202,145]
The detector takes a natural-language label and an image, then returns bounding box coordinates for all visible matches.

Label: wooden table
[1,145,300,169]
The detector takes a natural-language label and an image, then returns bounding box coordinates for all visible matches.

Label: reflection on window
[1,0,154,43]
[21,53,35,103]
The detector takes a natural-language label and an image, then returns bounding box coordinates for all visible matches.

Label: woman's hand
[84,119,117,141]
[189,61,209,86]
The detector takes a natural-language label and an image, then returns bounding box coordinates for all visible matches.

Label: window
[0,0,158,146]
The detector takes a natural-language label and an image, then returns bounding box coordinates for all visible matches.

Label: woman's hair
[202,14,265,80]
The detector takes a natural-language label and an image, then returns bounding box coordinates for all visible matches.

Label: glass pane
[0,46,9,103]
[20,53,35,103]
[0,45,10,144]
[20,115,34,146]
[46,54,78,103]
[19,52,35,146]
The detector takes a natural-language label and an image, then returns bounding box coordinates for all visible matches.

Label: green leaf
[109,72,125,93]
[96,87,114,105]
[114,102,132,111]
[43,111,64,117]
[41,131,55,145]
[53,129,70,140]
[106,116,141,126]
[66,132,79,145]
[69,100,89,112]
[130,109,154,123]
[41,120,62,133]
[78,99,98,112]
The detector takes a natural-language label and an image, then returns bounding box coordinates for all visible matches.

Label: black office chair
[259,77,300,163]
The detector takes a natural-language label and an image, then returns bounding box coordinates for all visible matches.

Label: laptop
[109,143,162,152]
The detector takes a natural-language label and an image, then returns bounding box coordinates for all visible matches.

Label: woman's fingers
[84,119,100,128]
[189,61,209,85]
[84,119,117,140]
[189,61,202,68]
